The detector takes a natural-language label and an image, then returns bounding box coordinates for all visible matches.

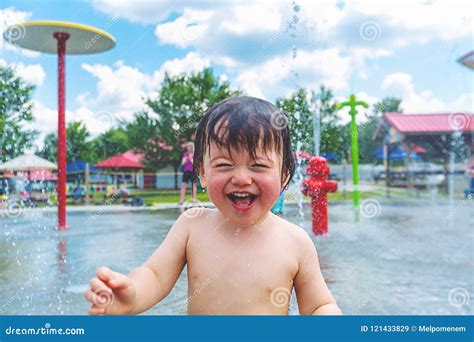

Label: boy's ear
[281,171,291,190]
[198,168,207,188]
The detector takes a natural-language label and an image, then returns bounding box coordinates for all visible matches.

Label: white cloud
[92,0,474,97]
[342,0,473,44]
[151,51,210,85]
[219,2,283,35]
[236,48,352,99]
[154,8,214,49]
[28,100,74,149]
[30,102,117,149]
[0,58,46,86]
[152,1,296,66]
[31,100,57,132]
[381,72,473,113]
[94,0,470,105]
[79,61,151,113]
[149,1,474,104]
[76,52,211,127]
[234,47,391,101]
[350,48,393,79]
[0,7,40,57]
[15,63,45,86]
[151,1,471,59]
[70,106,113,137]
[92,0,230,24]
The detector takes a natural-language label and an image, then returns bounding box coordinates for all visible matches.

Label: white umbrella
[0,153,57,171]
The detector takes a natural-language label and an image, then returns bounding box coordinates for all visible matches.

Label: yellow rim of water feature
[3,20,116,55]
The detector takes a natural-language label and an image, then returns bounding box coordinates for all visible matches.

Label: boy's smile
[226,191,258,211]
[200,141,283,228]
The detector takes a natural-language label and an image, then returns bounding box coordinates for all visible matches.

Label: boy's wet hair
[194,96,295,192]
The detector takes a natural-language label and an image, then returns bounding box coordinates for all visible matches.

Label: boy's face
[199,140,283,228]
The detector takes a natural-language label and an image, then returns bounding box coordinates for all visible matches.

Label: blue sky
[1,0,472,148]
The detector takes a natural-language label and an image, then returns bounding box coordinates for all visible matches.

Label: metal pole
[54,32,69,230]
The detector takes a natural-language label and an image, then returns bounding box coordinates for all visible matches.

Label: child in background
[179,141,197,205]
[85,96,341,315]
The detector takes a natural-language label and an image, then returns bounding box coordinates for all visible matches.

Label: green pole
[337,95,368,210]
[350,107,360,208]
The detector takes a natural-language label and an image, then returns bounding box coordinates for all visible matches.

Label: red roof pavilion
[95,150,144,169]
[384,113,473,133]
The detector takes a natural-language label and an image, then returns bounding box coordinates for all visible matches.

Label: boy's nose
[231,166,252,185]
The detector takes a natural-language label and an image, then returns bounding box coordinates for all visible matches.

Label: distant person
[179,141,197,205]
[73,185,86,204]
[85,96,341,315]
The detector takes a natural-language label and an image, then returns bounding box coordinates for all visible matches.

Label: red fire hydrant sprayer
[302,157,338,235]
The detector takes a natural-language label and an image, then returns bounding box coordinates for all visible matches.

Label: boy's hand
[85,267,137,315]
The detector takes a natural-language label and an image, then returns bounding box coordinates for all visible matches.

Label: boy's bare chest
[185,227,298,314]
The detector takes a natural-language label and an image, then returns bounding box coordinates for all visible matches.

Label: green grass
[142,192,210,206]
[38,189,209,206]
[35,185,454,207]
[326,191,382,202]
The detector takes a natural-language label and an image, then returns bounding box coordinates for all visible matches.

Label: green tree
[372,97,402,119]
[358,97,402,163]
[125,110,172,171]
[38,121,96,163]
[276,86,343,158]
[276,88,314,154]
[0,66,38,161]
[38,132,57,162]
[92,127,131,161]
[128,68,240,188]
[312,86,344,158]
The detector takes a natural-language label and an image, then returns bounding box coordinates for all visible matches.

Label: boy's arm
[293,229,342,315]
[128,213,191,314]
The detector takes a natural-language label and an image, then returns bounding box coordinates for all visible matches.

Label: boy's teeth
[233,193,250,197]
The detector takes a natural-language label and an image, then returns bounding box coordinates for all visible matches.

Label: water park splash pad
[0,7,472,317]
[0,194,471,315]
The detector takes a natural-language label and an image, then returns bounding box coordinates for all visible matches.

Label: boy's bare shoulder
[176,206,214,227]
[171,207,211,233]
[272,214,316,252]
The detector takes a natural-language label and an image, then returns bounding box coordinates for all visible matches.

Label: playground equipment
[3,21,115,229]
[302,157,337,235]
[336,95,368,210]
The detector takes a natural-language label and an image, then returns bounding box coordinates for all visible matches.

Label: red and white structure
[3,21,115,229]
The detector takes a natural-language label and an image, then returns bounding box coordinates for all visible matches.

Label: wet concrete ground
[0,198,472,315]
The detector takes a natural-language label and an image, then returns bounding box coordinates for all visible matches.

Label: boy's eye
[252,164,269,168]
[215,163,232,168]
